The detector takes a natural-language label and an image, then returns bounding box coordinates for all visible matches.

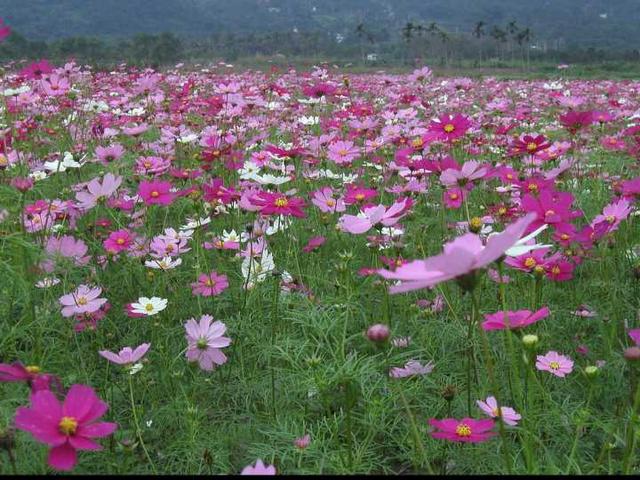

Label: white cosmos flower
[29,170,48,181]
[43,152,82,172]
[35,277,61,288]
[222,229,242,243]
[498,224,553,257]
[145,257,182,270]
[241,250,275,289]
[253,173,291,185]
[131,297,168,316]
[299,116,319,125]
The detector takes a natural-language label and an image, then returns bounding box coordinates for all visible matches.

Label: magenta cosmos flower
[476,396,521,426]
[99,343,151,366]
[241,459,276,475]
[59,285,107,318]
[250,192,306,218]
[482,307,550,331]
[138,180,175,206]
[429,417,496,443]
[379,213,536,294]
[429,113,471,142]
[14,384,117,471]
[536,351,574,377]
[184,315,231,371]
[0,363,55,392]
[103,229,134,254]
[191,271,229,297]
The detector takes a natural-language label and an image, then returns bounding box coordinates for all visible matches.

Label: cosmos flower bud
[294,434,311,449]
[522,334,539,347]
[441,384,457,402]
[624,346,640,361]
[367,323,390,342]
[584,365,599,377]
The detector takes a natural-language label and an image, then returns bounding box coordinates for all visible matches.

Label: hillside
[1,0,639,49]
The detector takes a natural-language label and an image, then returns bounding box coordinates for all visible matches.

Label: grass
[0,65,639,475]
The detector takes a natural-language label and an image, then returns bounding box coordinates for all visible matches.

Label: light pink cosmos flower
[241,459,276,475]
[591,198,632,233]
[476,396,521,426]
[184,315,231,371]
[536,351,574,377]
[327,140,359,165]
[379,213,536,294]
[95,144,125,165]
[389,360,434,378]
[59,285,107,318]
[14,384,117,471]
[482,307,550,331]
[338,198,412,234]
[439,160,487,188]
[311,186,346,213]
[294,434,311,449]
[41,235,90,272]
[99,343,151,366]
[40,74,71,97]
[75,173,123,210]
[191,272,229,297]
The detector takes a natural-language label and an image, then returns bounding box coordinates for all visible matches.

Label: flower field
[0,60,639,474]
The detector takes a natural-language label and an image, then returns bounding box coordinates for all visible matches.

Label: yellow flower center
[150,191,159,198]
[59,416,78,435]
[456,423,472,437]
[25,365,41,374]
[145,303,155,312]
[326,199,336,207]
[274,197,289,208]
[561,234,569,240]
[205,278,215,286]
[116,238,125,245]
[534,265,545,274]
[443,123,455,133]
[470,217,483,230]
[449,193,459,200]
[0,155,7,167]
[545,209,556,217]
[355,193,365,201]
[549,361,560,370]
[528,184,538,192]
[606,215,616,223]
[411,137,424,148]
[551,266,561,275]
[77,297,88,305]
[144,161,152,168]
[498,207,507,215]
[526,142,538,152]
[524,257,537,268]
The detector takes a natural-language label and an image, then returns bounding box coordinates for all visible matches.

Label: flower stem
[128,375,158,474]
[395,383,435,474]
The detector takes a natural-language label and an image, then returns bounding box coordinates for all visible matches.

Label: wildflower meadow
[1,53,640,475]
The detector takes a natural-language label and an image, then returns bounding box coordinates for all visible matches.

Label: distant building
[366,53,378,62]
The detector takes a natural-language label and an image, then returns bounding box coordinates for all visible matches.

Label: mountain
[1,0,639,49]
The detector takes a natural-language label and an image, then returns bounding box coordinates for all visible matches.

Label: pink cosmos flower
[95,144,125,165]
[439,160,487,188]
[241,459,276,475]
[99,343,151,366]
[443,187,467,209]
[294,434,311,449]
[389,360,434,378]
[138,180,175,206]
[628,329,640,346]
[191,272,229,297]
[75,173,123,210]
[41,74,71,97]
[591,198,632,233]
[42,235,90,272]
[302,236,326,253]
[20,59,53,80]
[250,192,306,218]
[476,396,521,426]
[482,307,550,331]
[327,140,360,165]
[429,113,471,142]
[103,229,133,254]
[344,184,378,205]
[536,351,574,377]
[429,417,496,443]
[339,198,412,234]
[14,384,117,471]
[0,18,11,41]
[185,315,231,371]
[379,213,536,294]
[311,186,346,213]
[59,285,107,318]
[0,363,55,392]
